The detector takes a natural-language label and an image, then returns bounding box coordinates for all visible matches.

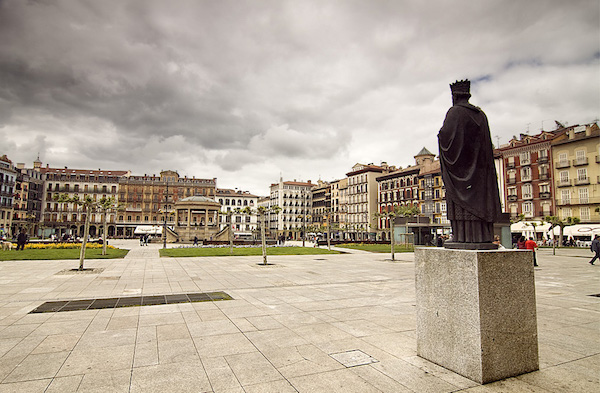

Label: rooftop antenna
[526,123,531,134]
[494,135,500,147]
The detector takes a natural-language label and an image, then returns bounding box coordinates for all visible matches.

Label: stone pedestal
[415,248,539,384]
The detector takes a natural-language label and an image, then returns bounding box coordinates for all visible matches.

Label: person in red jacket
[525,237,538,267]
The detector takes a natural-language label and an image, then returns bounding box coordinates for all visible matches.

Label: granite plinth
[415,248,539,384]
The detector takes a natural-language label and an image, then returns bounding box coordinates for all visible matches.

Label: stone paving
[0,241,597,392]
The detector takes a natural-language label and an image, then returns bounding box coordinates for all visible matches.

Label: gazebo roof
[179,196,217,203]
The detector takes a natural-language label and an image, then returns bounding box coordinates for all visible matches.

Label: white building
[269,179,313,240]
[216,189,258,238]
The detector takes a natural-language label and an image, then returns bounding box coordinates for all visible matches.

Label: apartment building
[0,155,17,236]
[216,188,258,237]
[268,179,313,240]
[41,164,129,238]
[551,123,600,223]
[311,180,331,227]
[346,163,390,240]
[12,159,45,237]
[330,178,348,239]
[496,129,566,220]
[118,170,216,238]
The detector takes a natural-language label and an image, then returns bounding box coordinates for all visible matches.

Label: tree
[253,205,281,265]
[374,205,419,261]
[545,215,581,254]
[223,208,242,254]
[55,194,95,270]
[96,196,124,255]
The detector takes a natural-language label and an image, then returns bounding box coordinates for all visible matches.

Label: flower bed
[24,243,116,250]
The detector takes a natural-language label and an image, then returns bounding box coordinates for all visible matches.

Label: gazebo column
[187,208,191,228]
[204,209,209,239]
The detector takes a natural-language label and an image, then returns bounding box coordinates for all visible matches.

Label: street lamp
[162,182,169,249]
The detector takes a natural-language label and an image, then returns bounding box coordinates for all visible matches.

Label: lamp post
[163,182,169,249]
[302,190,307,247]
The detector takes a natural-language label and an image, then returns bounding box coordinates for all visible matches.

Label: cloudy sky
[1,0,598,195]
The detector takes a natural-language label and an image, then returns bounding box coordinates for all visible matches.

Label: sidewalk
[0,241,597,392]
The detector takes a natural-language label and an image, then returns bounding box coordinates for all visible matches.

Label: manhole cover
[330,350,378,368]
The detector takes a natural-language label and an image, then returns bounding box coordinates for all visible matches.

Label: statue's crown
[450,79,470,95]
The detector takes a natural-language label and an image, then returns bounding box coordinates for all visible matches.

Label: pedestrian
[16,230,28,251]
[517,236,526,249]
[589,235,600,265]
[144,234,149,246]
[193,236,198,246]
[139,234,144,246]
[525,237,538,267]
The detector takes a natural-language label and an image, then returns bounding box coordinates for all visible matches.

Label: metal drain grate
[330,350,378,368]
[29,291,233,313]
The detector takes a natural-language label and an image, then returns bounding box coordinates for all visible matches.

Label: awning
[134,226,163,235]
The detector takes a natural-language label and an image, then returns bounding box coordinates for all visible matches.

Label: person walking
[590,235,600,265]
[517,235,526,249]
[16,230,28,251]
[525,237,538,267]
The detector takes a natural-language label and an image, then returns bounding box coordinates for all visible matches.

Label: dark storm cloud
[1,0,598,194]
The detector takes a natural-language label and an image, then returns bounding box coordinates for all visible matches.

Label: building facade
[346,163,390,240]
[268,179,313,240]
[118,170,216,238]
[496,129,566,221]
[0,155,17,237]
[330,178,348,239]
[12,159,45,237]
[216,189,258,238]
[41,165,129,238]
[551,123,600,223]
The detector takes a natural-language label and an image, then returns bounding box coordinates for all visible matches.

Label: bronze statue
[438,80,502,249]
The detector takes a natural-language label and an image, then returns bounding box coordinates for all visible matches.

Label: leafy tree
[96,196,124,255]
[545,215,581,254]
[55,194,93,270]
[374,205,419,261]
[251,205,281,265]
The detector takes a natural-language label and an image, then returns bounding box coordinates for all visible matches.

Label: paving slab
[0,241,597,391]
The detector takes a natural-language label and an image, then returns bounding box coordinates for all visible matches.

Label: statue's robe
[438,102,502,243]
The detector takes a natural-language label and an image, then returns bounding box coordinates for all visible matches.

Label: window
[561,189,570,204]
[579,188,589,204]
[522,201,533,217]
[580,207,590,221]
[542,203,551,216]
[575,149,586,165]
[561,207,572,219]
[520,151,531,165]
[539,184,549,193]
[507,187,517,196]
[577,168,587,181]
[521,167,531,181]
[538,149,548,160]
[522,184,532,199]
[559,171,569,184]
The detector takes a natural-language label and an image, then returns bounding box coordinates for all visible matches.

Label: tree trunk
[390,224,395,261]
[229,216,234,254]
[261,213,267,265]
[102,210,108,255]
[79,205,91,270]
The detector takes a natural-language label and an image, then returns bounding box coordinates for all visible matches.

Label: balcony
[557,180,571,187]
[539,173,549,180]
[506,162,515,169]
[538,156,549,164]
[507,195,518,202]
[522,193,533,200]
[557,197,600,206]
[521,176,532,182]
[507,177,517,185]
[555,160,570,169]
[575,177,590,185]
[573,157,588,166]
[596,155,600,163]
[540,191,551,199]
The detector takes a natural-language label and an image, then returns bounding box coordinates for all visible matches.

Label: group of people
[515,236,539,267]
[139,234,151,246]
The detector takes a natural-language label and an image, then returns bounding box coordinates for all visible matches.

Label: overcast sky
[1,0,598,195]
